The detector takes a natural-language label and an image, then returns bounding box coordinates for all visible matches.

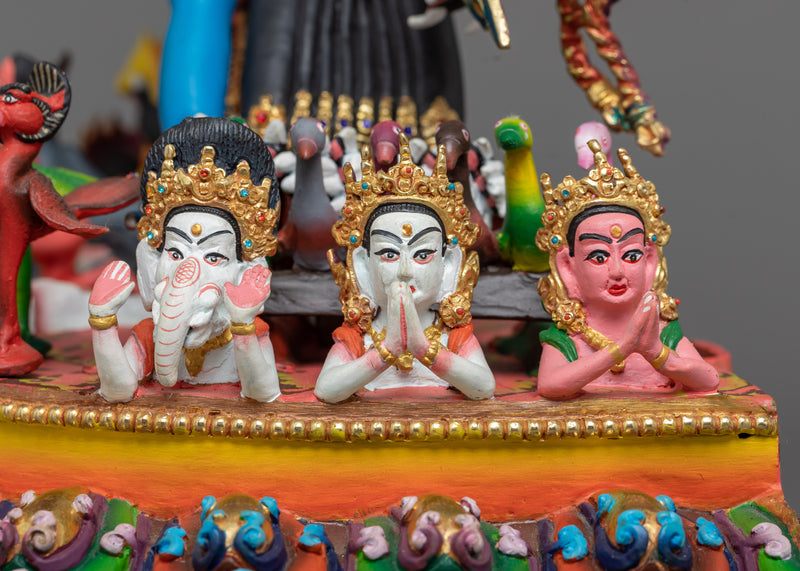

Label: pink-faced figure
[88,117,282,402]
[536,141,719,399]
[575,121,612,169]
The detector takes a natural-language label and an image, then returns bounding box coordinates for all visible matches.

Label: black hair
[141,116,279,210]
[566,204,645,256]
[362,202,447,255]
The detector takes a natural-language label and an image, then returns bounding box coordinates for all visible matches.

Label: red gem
[199,168,210,178]
[144,205,153,214]
[405,167,412,175]
[459,208,466,215]
[257,212,266,221]
[546,212,555,221]
[675,299,681,306]
[345,207,352,215]
[455,307,464,316]
[348,310,357,319]
[564,313,573,321]
[256,111,267,123]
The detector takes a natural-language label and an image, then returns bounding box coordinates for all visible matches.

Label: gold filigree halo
[328,133,481,334]
[535,139,677,337]
[137,144,279,261]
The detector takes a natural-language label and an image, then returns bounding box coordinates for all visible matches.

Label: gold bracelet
[230,321,256,336]
[650,344,671,369]
[419,341,443,367]
[371,338,397,367]
[88,314,118,330]
[605,342,624,363]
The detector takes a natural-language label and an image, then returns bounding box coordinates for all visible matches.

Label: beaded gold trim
[0,401,777,442]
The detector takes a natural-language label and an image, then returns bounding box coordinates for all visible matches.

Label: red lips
[608,284,627,296]
[410,286,416,293]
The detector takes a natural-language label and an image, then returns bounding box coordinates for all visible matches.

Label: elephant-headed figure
[314,134,495,403]
[88,116,281,402]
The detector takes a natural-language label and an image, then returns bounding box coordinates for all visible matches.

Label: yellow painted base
[0,420,780,521]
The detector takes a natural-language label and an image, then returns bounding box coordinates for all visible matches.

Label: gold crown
[137,144,279,261]
[328,133,480,332]
[535,140,677,334]
[332,133,479,251]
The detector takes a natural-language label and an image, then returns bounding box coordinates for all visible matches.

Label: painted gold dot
[402,223,413,237]
[191,223,202,236]
[610,224,622,238]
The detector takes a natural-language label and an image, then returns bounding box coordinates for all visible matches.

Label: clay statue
[494,116,549,272]
[315,135,495,403]
[278,117,341,271]
[0,61,139,376]
[436,120,500,265]
[535,140,719,398]
[88,117,282,402]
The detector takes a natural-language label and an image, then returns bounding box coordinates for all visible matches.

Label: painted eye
[414,249,436,264]
[375,248,399,262]
[622,249,643,263]
[494,120,502,128]
[461,129,470,141]
[602,137,609,145]
[393,126,402,134]
[520,122,529,132]
[316,122,325,133]
[2,93,18,103]
[585,250,609,265]
[204,252,228,266]
[167,248,184,261]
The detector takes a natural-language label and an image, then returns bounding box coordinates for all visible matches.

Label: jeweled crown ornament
[137,144,279,260]
[536,139,677,334]
[328,133,481,333]
[332,133,480,252]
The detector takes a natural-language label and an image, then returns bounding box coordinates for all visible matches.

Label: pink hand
[89,261,134,309]
[224,266,271,310]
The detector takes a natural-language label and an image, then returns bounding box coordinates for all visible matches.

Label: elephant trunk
[154,257,202,386]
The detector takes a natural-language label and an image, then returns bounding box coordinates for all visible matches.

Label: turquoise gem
[361,182,369,190]
[147,231,154,240]
[448,183,455,190]
[452,237,458,245]
[350,235,358,244]
[551,236,559,244]
[240,189,249,197]
[651,235,657,242]
[157,184,166,194]
[244,239,253,248]
[562,189,570,198]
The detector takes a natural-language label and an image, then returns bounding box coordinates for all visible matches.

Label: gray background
[2,1,798,506]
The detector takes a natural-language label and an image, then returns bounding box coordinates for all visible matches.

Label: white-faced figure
[315,138,495,403]
[88,117,281,402]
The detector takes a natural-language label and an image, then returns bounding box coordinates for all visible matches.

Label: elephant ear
[135,240,160,311]
[436,244,463,302]
[351,247,377,309]
[18,61,71,143]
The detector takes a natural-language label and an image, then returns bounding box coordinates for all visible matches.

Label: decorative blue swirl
[260,496,280,520]
[656,495,677,512]
[597,494,615,515]
[155,526,187,557]
[556,525,588,561]
[695,517,723,547]
[616,510,646,546]
[657,511,692,569]
[200,495,216,521]
[192,518,226,571]
[235,507,288,571]
[238,510,266,550]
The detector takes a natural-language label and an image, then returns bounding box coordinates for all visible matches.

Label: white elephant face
[136,208,264,385]
[152,211,242,349]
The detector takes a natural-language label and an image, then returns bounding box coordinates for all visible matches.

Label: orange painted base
[0,420,780,521]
